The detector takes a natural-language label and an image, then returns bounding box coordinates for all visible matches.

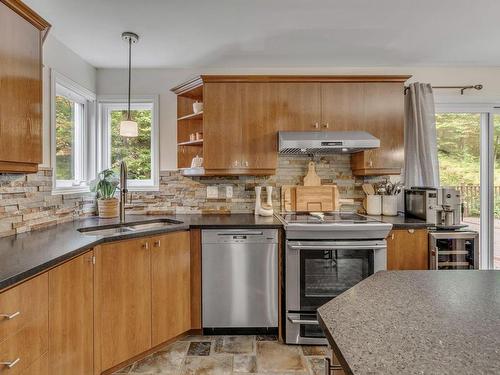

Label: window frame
[50,70,96,195]
[97,95,160,191]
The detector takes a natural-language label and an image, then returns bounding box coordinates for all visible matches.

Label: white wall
[97,66,500,171]
[41,35,97,166]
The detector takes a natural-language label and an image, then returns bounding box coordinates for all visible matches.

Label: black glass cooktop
[281,212,374,224]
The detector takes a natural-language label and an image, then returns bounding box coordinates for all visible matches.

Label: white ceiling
[25,0,500,69]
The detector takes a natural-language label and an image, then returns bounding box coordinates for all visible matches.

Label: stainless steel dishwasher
[202,229,278,330]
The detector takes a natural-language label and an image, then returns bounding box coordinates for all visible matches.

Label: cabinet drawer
[0,311,48,375]
[0,274,48,342]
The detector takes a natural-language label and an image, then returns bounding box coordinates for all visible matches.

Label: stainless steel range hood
[278,131,380,155]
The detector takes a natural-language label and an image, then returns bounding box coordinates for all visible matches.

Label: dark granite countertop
[318,271,500,375]
[0,214,282,291]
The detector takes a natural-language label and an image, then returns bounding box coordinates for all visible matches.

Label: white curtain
[404,83,440,187]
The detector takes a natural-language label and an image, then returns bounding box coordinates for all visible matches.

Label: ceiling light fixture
[119,32,139,137]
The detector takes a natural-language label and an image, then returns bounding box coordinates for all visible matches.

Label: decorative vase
[97,198,119,218]
[193,101,204,114]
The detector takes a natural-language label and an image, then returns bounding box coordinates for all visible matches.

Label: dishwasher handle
[217,230,264,236]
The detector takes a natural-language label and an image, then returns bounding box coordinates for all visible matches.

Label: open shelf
[178,139,203,146]
[177,112,203,121]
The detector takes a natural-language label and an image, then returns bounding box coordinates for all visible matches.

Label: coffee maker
[405,187,463,228]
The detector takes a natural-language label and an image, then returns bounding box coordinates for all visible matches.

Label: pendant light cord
[127,37,132,120]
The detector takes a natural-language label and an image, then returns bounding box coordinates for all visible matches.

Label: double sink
[78,218,183,237]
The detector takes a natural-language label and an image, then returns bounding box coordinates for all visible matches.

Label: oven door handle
[287,316,319,325]
[288,244,386,250]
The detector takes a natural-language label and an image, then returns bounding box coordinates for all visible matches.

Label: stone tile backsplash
[0,168,96,238]
[127,155,365,215]
[0,155,368,237]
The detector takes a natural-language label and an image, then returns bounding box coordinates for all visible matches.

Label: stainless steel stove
[281,212,393,240]
[279,212,392,345]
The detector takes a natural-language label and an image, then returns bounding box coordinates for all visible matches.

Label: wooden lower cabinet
[48,252,94,374]
[387,229,429,270]
[22,352,49,375]
[152,231,191,346]
[94,238,152,373]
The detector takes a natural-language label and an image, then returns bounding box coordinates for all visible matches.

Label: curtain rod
[404,84,483,95]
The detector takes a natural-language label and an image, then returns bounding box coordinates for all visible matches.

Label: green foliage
[90,169,119,199]
[436,113,500,218]
[55,96,74,180]
[110,110,152,180]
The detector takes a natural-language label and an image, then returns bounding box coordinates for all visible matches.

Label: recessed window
[52,71,96,193]
[99,97,159,190]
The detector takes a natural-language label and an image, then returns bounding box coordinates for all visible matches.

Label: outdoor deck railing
[451,185,500,217]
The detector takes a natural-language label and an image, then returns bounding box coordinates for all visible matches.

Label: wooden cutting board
[282,185,340,212]
[303,161,321,186]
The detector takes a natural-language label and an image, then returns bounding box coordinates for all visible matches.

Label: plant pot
[97,198,119,218]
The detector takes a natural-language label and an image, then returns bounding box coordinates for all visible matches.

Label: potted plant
[90,169,119,218]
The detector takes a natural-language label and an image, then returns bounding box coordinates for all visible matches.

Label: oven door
[286,240,385,344]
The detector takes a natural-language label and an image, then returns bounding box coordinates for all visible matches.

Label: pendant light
[119,32,139,137]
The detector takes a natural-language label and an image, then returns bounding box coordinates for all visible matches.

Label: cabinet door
[0,3,42,171]
[152,231,191,346]
[94,239,151,372]
[275,83,321,132]
[320,83,365,131]
[240,83,278,170]
[203,82,243,170]
[351,83,405,175]
[387,229,429,270]
[48,252,94,375]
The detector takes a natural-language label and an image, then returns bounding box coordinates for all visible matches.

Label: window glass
[54,84,85,188]
[110,108,152,180]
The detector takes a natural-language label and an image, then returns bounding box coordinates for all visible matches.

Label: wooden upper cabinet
[204,82,277,174]
[94,238,152,373]
[275,83,321,131]
[204,82,244,171]
[152,231,191,346]
[351,82,405,175]
[387,229,429,270]
[48,252,94,375]
[0,0,50,173]
[174,75,409,176]
[320,83,366,131]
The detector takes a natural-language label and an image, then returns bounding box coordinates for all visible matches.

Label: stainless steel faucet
[119,160,128,223]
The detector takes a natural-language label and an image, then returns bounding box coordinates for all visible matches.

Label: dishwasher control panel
[202,229,278,244]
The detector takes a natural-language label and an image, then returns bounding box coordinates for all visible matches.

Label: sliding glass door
[436,105,499,269]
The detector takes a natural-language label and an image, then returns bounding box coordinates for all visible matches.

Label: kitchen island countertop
[318,270,500,375]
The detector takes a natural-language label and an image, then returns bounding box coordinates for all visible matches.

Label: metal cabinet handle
[1,358,20,368]
[322,123,329,129]
[324,358,343,374]
[0,312,20,320]
[244,161,249,167]
[313,122,320,129]
[142,242,149,250]
[153,240,161,248]
[288,317,318,325]
[408,229,415,234]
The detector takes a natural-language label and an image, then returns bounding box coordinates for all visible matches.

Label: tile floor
[113,335,330,375]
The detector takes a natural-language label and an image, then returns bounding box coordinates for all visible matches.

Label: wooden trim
[0,161,38,173]
[201,75,412,83]
[190,229,202,330]
[352,168,402,176]
[170,76,204,95]
[1,0,51,38]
